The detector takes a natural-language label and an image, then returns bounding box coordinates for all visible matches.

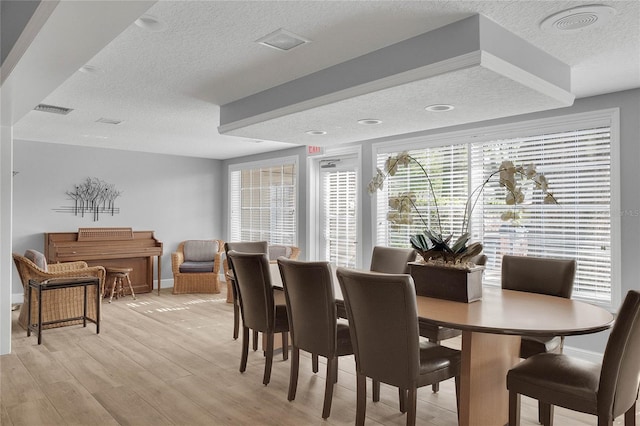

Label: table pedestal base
[459,331,521,426]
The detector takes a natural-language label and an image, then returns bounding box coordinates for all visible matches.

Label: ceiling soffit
[218,14,574,146]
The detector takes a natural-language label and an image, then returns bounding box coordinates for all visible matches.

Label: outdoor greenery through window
[229,159,297,245]
[375,122,614,304]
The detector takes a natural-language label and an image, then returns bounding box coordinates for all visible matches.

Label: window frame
[371,108,621,308]
[228,155,299,246]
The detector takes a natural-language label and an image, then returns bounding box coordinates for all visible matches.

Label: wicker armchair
[171,240,225,294]
[12,253,106,330]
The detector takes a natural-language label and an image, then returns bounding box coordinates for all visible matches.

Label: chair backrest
[224,241,269,274]
[278,258,337,357]
[598,289,640,419]
[268,245,300,261]
[501,255,575,298]
[336,267,420,389]
[369,246,417,274]
[180,240,222,262]
[227,250,274,332]
[12,253,35,286]
[470,253,488,266]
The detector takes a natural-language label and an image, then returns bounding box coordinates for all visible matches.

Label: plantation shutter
[229,161,297,245]
[321,159,358,267]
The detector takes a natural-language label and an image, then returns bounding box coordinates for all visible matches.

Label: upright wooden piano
[45,228,163,295]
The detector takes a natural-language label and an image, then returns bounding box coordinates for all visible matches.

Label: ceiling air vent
[34,103,73,115]
[96,117,124,125]
[256,28,310,51]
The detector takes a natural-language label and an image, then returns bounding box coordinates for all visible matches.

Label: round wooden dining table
[415,287,614,426]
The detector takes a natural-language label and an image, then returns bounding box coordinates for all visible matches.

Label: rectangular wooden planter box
[409,262,484,303]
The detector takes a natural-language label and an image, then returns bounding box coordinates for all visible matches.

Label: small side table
[27,277,101,345]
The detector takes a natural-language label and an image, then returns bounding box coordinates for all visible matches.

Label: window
[229,157,297,245]
[374,110,619,305]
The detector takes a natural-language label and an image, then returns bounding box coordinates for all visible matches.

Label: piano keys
[45,227,163,295]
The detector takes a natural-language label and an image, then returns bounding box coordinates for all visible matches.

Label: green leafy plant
[369,152,557,265]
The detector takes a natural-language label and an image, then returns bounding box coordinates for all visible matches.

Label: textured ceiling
[11,0,640,159]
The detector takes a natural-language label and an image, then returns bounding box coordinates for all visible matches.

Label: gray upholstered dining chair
[224,241,269,341]
[502,254,576,422]
[226,250,289,385]
[416,253,487,392]
[336,267,461,426]
[507,289,640,426]
[368,246,417,402]
[277,258,353,419]
[502,254,576,358]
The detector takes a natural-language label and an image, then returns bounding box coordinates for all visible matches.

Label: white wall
[11,140,222,300]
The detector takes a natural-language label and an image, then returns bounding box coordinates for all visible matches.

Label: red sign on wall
[308,145,323,155]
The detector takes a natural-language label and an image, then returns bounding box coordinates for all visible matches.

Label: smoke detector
[540,5,616,34]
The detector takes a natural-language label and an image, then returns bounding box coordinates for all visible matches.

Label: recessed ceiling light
[425,104,455,112]
[540,5,616,34]
[81,134,108,140]
[134,14,167,32]
[357,119,382,125]
[79,65,102,74]
[256,28,311,51]
[306,130,326,135]
[96,117,124,125]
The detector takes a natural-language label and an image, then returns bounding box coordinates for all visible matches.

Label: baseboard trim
[12,279,176,305]
[563,345,603,363]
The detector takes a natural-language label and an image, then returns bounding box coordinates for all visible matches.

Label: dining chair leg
[356,373,367,426]
[253,330,259,351]
[624,402,636,426]
[281,332,288,360]
[406,388,417,426]
[232,281,240,340]
[399,388,407,413]
[540,402,554,426]
[322,357,337,419]
[333,357,339,383]
[508,390,520,426]
[263,332,274,385]
[240,326,249,373]
[429,338,440,393]
[597,417,614,426]
[312,353,319,373]
[233,301,240,340]
[288,347,299,401]
[455,376,461,424]
[372,379,380,402]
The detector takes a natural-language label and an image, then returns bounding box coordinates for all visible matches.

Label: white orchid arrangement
[369,152,557,264]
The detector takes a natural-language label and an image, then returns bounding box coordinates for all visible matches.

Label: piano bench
[105,267,136,303]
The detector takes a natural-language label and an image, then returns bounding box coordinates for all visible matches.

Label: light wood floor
[1,288,636,426]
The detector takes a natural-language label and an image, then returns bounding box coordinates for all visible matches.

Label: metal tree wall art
[56,178,122,221]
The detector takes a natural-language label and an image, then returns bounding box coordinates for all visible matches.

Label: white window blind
[322,164,358,267]
[375,145,469,249]
[375,124,613,303]
[470,127,612,302]
[229,161,297,245]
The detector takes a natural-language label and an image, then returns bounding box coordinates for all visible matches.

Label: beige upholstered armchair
[12,251,106,330]
[171,240,225,294]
